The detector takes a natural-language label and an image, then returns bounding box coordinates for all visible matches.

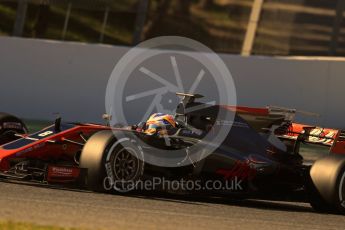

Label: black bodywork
[127,94,310,201]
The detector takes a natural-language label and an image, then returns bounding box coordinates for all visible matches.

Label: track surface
[0,181,345,230]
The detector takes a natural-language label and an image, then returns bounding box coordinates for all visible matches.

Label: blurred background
[1,0,345,56]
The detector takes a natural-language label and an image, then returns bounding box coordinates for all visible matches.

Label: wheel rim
[113,148,139,181]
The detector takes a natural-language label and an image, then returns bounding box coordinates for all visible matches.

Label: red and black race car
[1,93,345,214]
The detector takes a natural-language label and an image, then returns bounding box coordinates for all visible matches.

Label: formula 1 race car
[0,93,345,214]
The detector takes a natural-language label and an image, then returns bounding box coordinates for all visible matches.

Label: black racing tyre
[0,112,27,145]
[79,130,144,193]
[307,177,334,213]
[309,154,345,214]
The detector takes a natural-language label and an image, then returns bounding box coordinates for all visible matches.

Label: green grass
[0,221,81,230]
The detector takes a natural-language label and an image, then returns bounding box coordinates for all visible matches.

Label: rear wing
[330,130,345,154]
[279,123,339,147]
[279,125,345,155]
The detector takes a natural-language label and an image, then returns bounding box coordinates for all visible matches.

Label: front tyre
[80,130,144,193]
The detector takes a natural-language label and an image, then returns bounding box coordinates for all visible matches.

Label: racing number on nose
[38,131,53,137]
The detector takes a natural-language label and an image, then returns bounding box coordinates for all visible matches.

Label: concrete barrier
[0,37,344,128]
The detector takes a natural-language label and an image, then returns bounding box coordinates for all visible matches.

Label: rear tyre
[307,178,334,213]
[0,112,27,145]
[309,154,345,214]
[80,130,144,192]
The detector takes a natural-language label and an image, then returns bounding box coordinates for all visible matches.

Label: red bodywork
[0,123,111,183]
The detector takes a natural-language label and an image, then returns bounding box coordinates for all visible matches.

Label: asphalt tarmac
[0,180,345,230]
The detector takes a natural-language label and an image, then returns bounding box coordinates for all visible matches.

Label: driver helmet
[144,113,176,135]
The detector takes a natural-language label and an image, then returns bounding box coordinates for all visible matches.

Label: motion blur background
[1,0,345,56]
[1,0,345,127]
